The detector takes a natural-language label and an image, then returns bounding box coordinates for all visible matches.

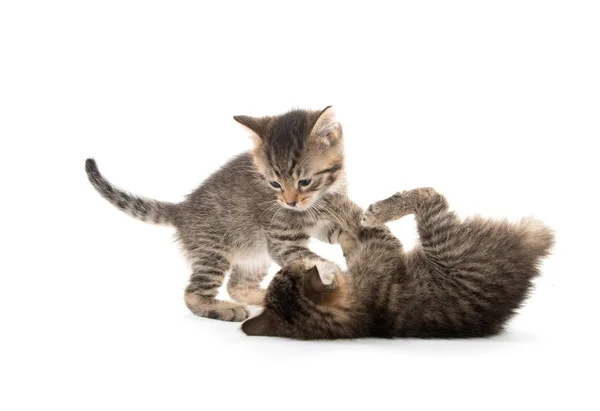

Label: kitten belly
[307,220,336,243]
[231,241,271,270]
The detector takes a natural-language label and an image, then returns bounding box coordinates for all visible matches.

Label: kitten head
[241,264,361,339]
[234,107,345,210]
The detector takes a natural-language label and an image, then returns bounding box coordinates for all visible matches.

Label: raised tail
[85,158,177,226]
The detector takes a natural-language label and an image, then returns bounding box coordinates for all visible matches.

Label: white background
[1,1,599,410]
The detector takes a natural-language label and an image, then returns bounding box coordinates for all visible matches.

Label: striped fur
[85,159,176,225]
[242,187,554,339]
[85,107,362,322]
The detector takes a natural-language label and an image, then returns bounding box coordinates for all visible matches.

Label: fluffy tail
[85,158,177,226]
[518,217,555,258]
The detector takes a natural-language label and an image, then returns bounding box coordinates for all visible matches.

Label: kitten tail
[85,158,177,226]
[518,217,555,258]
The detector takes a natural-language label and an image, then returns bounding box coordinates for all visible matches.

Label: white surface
[1,1,599,410]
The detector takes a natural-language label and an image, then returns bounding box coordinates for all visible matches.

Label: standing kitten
[85,107,362,322]
[243,187,554,339]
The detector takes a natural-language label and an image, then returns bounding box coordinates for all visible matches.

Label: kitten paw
[361,202,387,226]
[362,188,440,225]
[206,302,250,322]
[185,294,250,322]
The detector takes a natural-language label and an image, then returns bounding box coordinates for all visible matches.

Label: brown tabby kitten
[85,107,362,322]
[242,187,554,339]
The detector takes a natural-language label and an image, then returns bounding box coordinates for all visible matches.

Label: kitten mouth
[278,200,312,211]
[280,203,307,211]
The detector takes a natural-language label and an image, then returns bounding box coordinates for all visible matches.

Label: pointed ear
[302,266,337,304]
[310,106,341,146]
[241,311,277,337]
[233,115,271,144]
[305,265,326,292]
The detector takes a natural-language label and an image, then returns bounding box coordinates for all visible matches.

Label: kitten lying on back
[242,187,554,339]
[85,107,361,322]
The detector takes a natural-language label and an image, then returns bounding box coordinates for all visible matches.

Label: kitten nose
[286,201,297,207]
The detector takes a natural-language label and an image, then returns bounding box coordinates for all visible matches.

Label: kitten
[85,107,362,322]
[242,187,554,339]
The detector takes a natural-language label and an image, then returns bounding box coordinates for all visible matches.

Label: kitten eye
[269,181,282,189]
[298,178,312,188]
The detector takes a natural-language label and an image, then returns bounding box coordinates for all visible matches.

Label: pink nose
[286,201,297,207]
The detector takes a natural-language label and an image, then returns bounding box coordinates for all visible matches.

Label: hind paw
[361,202,388,226]
[362,189,433,225]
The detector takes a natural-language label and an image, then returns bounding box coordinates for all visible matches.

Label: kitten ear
[303,266,337,304]
[241,311,278,337]
[310,106,341,146]
[305,265,326,292]
[233,115,271,144]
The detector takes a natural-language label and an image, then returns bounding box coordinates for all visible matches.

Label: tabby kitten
[242,187,554,339]
[85,107,362,322]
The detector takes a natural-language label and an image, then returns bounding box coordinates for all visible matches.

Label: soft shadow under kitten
[243,187,554,339]
[85,107,361,322]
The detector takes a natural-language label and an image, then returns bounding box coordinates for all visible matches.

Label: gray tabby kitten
[243,187,554,339]
[85,107,362,322]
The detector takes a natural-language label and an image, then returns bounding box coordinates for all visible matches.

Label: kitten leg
[267,234,340,285]
[227,262,270,306]
[311,222,344,245]
[362,187,441,226]
[365,188,460,264]
[405,189,460,260]
[314,198,364,247]
[338,231,358,257]
[184,251,249,322]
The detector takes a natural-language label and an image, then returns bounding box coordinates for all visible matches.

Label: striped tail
[85,158,177,226]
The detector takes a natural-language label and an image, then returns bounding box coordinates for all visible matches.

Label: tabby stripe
[451,278,492,310]
[432,283,460,328]
[187,282,221,293]
[435,280,470,321]
[324,174,338,187]
[193,251,229,265]
[270,233,309,242]
[314,164,343,176]
[191,260,229,272]
[189,233,226,244]
[326,226,338,243]
[280,246,312,260]
[189,246,229,259]
[304,179,324,192]
[190,269,224,279]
